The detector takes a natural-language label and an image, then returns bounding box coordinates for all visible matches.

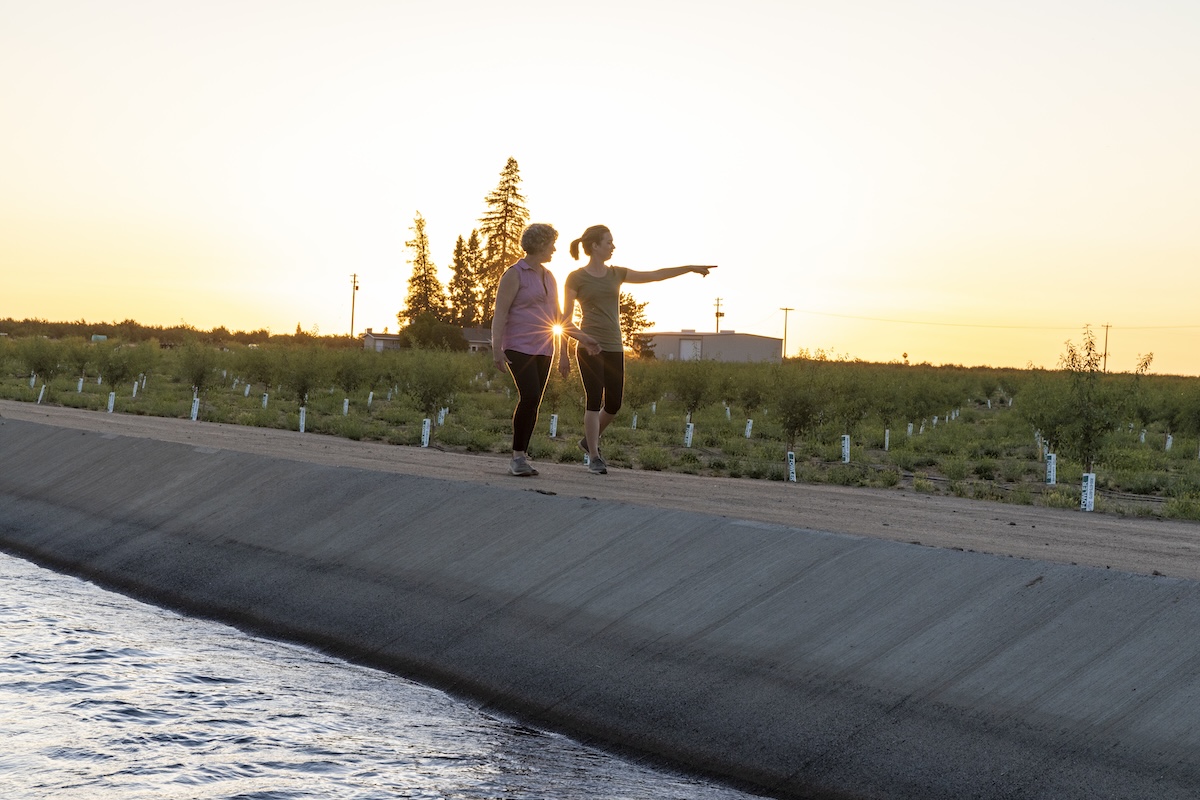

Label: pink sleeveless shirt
[501,259,560,356]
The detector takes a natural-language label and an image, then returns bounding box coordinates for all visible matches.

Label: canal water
[0,551,767,800]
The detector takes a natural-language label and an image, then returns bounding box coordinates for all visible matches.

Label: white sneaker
[510,456,538,477]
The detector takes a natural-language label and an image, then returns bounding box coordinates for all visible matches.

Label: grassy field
[4,335,1200,520]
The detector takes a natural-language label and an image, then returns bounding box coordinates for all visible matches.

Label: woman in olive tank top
[564,225,716,474]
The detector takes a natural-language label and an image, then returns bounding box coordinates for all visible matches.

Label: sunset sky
[3,1,1199,373]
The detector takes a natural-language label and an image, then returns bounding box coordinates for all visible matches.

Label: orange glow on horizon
[3,2,1199,374]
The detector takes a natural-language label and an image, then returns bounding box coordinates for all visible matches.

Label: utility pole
[1102,323,1110,373]
[714,298,724,333]
[779,307,793,360]
[350,273,360,338]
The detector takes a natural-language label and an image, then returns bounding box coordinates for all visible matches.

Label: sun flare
[552,324,564,336]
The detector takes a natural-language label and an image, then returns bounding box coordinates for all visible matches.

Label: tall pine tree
[447,230,482,327]
[399,211,447,326]
[465,230,483,322]
[477,157,530,323]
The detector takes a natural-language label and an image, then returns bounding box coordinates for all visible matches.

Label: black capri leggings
[505,350,551,452]
[578,349,625,414]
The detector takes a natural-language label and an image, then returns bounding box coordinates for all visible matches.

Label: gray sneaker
[510,456,538,477]
[588,455,608,475]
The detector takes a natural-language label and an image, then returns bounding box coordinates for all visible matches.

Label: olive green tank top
[565,266,629,352]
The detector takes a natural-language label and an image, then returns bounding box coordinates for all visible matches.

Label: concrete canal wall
[2,416,1199,799]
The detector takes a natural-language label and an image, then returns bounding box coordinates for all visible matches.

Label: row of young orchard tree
[13,335,1200,515]
[8,328,1196,459]
[1,336,985,437]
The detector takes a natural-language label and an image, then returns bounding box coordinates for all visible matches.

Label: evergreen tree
[399,211,447,325]
[477,157,530,322]
[447,231,481,327]
[465,230,483,321]
[619,292,656,358]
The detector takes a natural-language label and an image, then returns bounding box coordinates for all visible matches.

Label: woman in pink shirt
[492,223,598,476]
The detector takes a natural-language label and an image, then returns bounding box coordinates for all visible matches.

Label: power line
[729,307,1200,337]
[735,308,1066,333]
[786,309,1195,332]
[1111,324,1200,330]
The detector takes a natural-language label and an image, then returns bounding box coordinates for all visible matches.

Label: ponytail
[572,225,612,260]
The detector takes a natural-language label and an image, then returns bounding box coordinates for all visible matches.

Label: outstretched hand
[692,265,717,277]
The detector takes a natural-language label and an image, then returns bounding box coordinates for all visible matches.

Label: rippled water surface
[0,553,765,799]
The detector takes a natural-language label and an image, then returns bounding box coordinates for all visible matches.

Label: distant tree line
[0,318,360,348]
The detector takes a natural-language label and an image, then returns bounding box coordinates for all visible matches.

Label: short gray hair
[521,223,558,253]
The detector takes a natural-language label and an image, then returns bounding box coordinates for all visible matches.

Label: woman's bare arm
[623,265,716,284]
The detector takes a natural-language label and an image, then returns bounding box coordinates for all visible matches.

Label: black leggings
[578,350,625,414]
[505,350,551,452]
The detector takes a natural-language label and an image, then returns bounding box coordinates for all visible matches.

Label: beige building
[644,330,782,363]
[361,329,404,352]
[361,327,493,353]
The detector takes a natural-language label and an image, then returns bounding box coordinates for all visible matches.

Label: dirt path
[5,398,1200,581]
